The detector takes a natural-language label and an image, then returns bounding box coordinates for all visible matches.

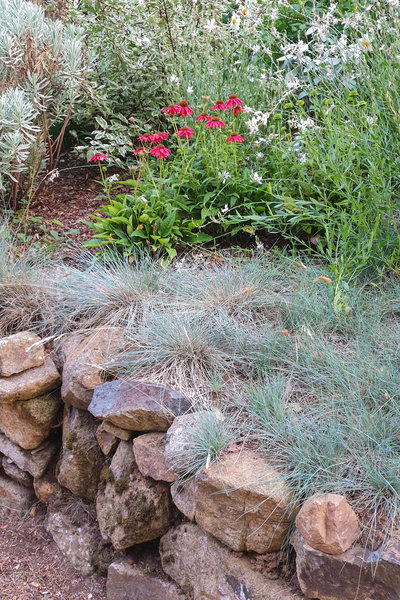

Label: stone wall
[0,330,399,600]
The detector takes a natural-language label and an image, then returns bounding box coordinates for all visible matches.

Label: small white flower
[246,117,259,135]
[366,116,375,126]
[170,74,180,86]
[257,152,264,158]
[187,85,194,94]
[256,240,265,250]
[107,174,119,182]
[204,18,218,32]
[221,204,229,214]
[230,12,241,32]
[251,171,262,184]
[360,36,372,52]
[271,8,279,20]
[219,171,231,184]
[298,153,308,164]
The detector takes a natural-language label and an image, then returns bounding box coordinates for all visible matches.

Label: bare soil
[0,504,106,600]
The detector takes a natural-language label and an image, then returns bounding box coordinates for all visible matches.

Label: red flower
[226,133,244,143]
[206,117,226,129]
[175,100,193,117]
[134,146,149,155]
[138,133,153,143]
[162,104,179,115]
[233,106,246,116]
[225,94,244,109]
[196,112,211,122]
[89,153,108,162]
[150,144,171,159]
[148,132,169,142]
[210,100,227,111]
[176,126,195,139]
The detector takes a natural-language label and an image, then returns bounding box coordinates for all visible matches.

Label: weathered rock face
[170,480,197,521]
[0,331,45,377]
[0,357,60,403]
[292,530,400,600]
[160,523,302,600]
[0,392,62,450]
[164,412,203,477]
[61,329,123,410]
[174,450,295,554]
[46,491,117,577]
[103,421,132,441]
[96,441,172,551]
[133,433,176,482]
[0,472,35,511]
[89,379,191,432]
[0,431,57,477]
[2,456,33,487]
[57,405,104,502]
[295,493,360,555]
[107,557,186,600]
[96,422,119,456]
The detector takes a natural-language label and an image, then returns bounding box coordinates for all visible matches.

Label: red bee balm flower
[196,112,211,122]
[211,100,227,111]
[138,133,153,142]
[90,153,108,162]
[233,106,245,116]
[225,94,244,108]
[176,127,195,139]
[175,100,193,117]
[134,146,149,155]
[162,104,179,115]
[150,145,171,159]
[148,132,169,142]
[226,133,244,143]
[206,117,226,129]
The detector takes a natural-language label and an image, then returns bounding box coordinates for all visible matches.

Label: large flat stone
[61,329,123,410]
[0,331,45,377]
[57,405,104,502]
[0,472,35,512]
[0,431,57,477]
[0,392,62,450]
[160,523,302,600]
[107,557,186,600]
[0,357,60,403]
[89,379,191,432]
[292,530,400,600]
[96,441,172,550]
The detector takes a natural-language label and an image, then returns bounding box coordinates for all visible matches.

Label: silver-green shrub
[0,0,87,206]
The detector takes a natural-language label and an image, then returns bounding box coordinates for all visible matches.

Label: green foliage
[0,0,87,206]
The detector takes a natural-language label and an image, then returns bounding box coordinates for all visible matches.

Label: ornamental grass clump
[0,223,56,335]
[54,249,164,333]
[105,309,259,399]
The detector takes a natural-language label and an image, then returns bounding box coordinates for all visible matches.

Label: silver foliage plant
[0,0,87,206]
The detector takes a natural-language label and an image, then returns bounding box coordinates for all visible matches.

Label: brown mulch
[28,156,121,248]
[0,504,106,600]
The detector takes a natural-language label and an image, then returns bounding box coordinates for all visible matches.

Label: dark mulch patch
[28,156,113,248]
[0,504,106,600]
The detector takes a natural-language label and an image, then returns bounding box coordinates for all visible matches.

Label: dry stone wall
[0,330,399,600]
